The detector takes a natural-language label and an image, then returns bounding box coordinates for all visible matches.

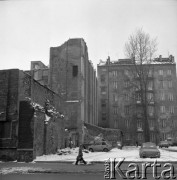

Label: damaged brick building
[0,69,65,162]
[49,38,98,146]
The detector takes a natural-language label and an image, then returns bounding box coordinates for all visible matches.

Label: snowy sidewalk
[34,146,177,163]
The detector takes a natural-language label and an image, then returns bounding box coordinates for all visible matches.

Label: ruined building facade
[0,69,65,161]
[97,55,177,145]
[49,38,98,145]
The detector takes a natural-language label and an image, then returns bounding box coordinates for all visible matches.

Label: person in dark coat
[75,145,87,165]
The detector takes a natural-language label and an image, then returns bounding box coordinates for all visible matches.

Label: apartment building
[97,55,177,145]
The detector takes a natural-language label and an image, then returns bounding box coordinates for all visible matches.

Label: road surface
[1,173,156,180]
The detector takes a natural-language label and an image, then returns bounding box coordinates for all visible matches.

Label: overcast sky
[0,0,177,70]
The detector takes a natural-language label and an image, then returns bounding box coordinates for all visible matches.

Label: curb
[34,160,177,164]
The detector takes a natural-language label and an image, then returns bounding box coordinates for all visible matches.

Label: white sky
[0,0,177,70]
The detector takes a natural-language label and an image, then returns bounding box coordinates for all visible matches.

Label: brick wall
[49,38,98,145]
[0,69,65,161]
[0,69,19,161]
[18,71,65,160]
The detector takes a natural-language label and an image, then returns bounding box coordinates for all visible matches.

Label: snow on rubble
[34,146,177,162]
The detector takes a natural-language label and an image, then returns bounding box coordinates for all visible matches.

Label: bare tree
[124,28,157,142]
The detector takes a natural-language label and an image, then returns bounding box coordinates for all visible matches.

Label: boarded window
[72,66,78,77]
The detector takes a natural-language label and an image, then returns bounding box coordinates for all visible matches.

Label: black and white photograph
[0,0,177,179]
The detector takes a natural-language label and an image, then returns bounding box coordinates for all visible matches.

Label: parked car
[139,142,160,158]
[159,141,169,148]
[166,137,177,146]
[167,138,173,146]
[88,141,112,152]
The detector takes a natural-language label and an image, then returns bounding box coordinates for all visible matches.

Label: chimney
[169,55,174,62]
[106,56,110,64]
[159,55,162,61]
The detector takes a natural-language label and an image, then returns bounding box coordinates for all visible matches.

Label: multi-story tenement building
[97,55,177,145]
[49,38,98,146]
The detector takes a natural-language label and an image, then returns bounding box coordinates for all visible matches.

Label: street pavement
[1,161,177,175]
[1,173,156,180]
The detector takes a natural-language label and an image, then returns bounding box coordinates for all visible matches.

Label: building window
[113,81,118,89]
[168,80,172,88]
[147,93,154,102]
[101,86,106,94]
[160,106,166,113]
[159,92,165,101]
[102,68,107,72]
[114,119,118,128]
[100,75,106,83]
[101,99,106,108]
[168,93,173,101]
[137,120,142,129]
[72,65,78,77]
[148,106,154,116]
[149,120,154,129]
[113,107,119,114]
[167,69,172,76]
[137,93,141,102]
[159,80,165,89]
[125,93,129,101]
[148,69,153,77]
[138,133,143,141]
[112,71,118,77]
[148,81,153,90]
[169,106,174,114]
[113,94,118,102]
[124,106,130,115]
[102,113,107,121]
[124,81,130,88]
[125,119,130,128]
[0,122,11,138]
[159,70,163,76]
[161,119,166,128]
[124,69,129,76]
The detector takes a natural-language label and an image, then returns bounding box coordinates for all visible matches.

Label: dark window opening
[73,66,78,77]
[0,122,11,138]
[102,103,106,108]
[102,113,107,121]
[101,75,106,83]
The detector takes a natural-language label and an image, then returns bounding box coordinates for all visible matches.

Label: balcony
[137,127,143,132]
[149,101,155,105]
[136,100,141,104]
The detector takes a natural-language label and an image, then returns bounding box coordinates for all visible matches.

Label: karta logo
[104,158,176,179]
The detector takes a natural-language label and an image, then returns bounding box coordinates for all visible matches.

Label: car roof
[142,142,156,145]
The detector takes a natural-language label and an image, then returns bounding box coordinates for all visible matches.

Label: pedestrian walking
[75,145,87,165]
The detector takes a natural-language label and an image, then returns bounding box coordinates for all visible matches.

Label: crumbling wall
[84,123,121,146]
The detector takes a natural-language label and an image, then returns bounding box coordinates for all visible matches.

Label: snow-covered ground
[35,146,177,162]
[168,146,177,151]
